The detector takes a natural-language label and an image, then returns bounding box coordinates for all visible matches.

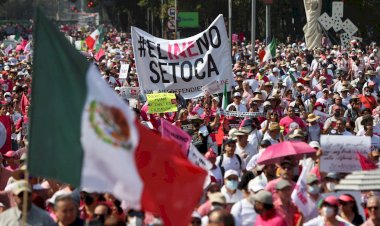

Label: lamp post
[251,0,256,60]
[263,0,273,44]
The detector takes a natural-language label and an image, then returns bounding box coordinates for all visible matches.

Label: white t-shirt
[230,198,257,226]
[235,143,257,164]
[216,154,246,176]
[226,103,248,112]
[209,166,223,186]
[221,185,244,204]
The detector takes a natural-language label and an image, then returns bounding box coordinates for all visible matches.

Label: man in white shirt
[226,92,248,112]
[221,170,244,204]
[235,128,257,165]
[216,139,246,176]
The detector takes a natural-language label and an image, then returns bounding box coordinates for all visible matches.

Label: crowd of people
[0,21,378,226]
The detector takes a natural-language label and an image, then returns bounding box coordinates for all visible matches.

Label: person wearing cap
[360,86,377,111]
[303,173,324,222]
[249,190,287,226]
[274,179,299,226]
[265,159,296,203]
[304,196,352,226]
[3,150,18,172]
[206,209,235,226]
[316,88,331,111]
[324,172,340,193]
[0,180,56,225]
[197,182,222,217]
[306,114,321,142]
[0,70,13,93]
[328,94,347,115]
[216,139,246,177]
[221,170,243,205]
[189,211,202,226]
[230,177,259,226]
[205,149,223,186]
[362,195,380,226]
[338,194,364,225]
[268,67,280,85]
[226,92,247,112]
[340,87,351,106]
[262,122,281,144]
[235,128,256,164]
[355,109,373,134]
[200,192,227,224]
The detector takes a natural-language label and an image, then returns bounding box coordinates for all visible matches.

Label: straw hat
[251,94,264,101]
[306,114,320,123]
[268,122,280,131]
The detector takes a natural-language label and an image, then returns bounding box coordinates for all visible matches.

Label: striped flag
[260,38,277,62]
[29,9,207,226]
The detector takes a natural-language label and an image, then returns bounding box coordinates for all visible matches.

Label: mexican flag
[29,9,207,226]
[259,38,277,62]
[85,26,103,51]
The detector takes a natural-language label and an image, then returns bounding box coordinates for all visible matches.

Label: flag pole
[251,0,256,61]
[21,169,29,226]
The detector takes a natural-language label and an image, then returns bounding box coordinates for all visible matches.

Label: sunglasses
[339,201,349,206]
[368,206,379,211]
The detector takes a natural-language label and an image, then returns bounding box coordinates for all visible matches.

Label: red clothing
[0,79,13,92]
[279,116,306,135]
[360,95,377,111]
[254,208,287,226]
[265,178,296,204]
[274,199,298,226]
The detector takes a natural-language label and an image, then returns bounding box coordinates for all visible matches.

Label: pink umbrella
[257,141,316,165]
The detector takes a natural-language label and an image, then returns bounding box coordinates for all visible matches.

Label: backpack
[218,154,242,177]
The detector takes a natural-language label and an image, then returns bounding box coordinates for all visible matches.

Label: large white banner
[131,15,232,99]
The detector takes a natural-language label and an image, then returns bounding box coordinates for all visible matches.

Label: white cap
[47,190,72,204]
[309,141,321,149]
[224,169,239,179]
[248,180,265,193]
[272,67,279,73]
[263,101,271,107]
[114,86,121,91]
[212,96,219,102]
[233,92,241,97]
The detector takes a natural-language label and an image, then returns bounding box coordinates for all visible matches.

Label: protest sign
[119,63,130,79]
[119,87,140,99]
[202,80,221,95]
[161,118,191,155]
[313,110,329,123]
[188,144,213,170]
[220,110,265,118]
[320,135,371,173]
[147,93,178,113]
[131,14,232,99]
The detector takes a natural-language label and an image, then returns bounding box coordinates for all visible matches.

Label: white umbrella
[335,169,380,191]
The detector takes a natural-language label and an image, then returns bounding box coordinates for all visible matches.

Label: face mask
[5,97,11,103]
[365,91,371,96]
[225,180,238,190]
[326,182,336,191]
[84,195,94,205]
[322,206,335,218]
[307,184,320,195]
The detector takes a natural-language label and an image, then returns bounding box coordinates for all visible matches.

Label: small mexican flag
[85,26,103,51]
[259,38,277,62]
[29,9,206,226]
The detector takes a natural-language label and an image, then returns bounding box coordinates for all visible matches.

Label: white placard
[201,80,221,95]
[332,1,344,18]
[320,135,371,173]
[331,16,343,32]
[318,13,333,30]
[340,33,351,49]
[119,87,140,99]
[188,144,213,170]
[75,41,82,50]
[119,64,130,79]
[342,19,358,36]
[131,14,233,99]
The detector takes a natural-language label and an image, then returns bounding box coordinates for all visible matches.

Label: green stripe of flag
[29,8,90,186]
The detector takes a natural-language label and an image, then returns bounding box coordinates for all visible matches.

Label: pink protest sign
[160,118,191,156]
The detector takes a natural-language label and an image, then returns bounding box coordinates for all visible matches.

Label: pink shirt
[254,208,287,226]
[265,178,296,204]
[279,116,306,135]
